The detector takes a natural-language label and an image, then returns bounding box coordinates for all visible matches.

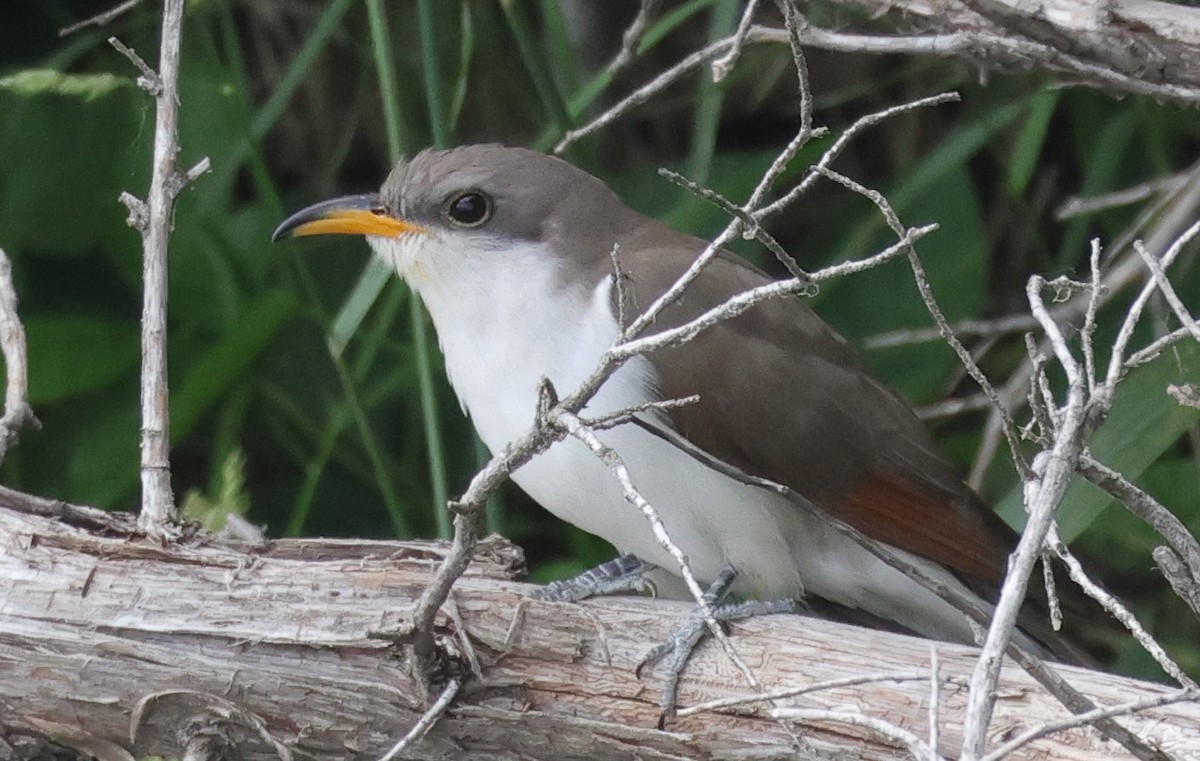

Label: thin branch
[408,422,562,638]
[928,646,940,760]
[613,227,933,360]
[980,689,1200,761]
[816,164,1033,480]
[1125,325,1200,368]
[1106,219,1200,387]
[916,394,992,420]
[768,706,943,760]
[778,0,814,134]
[377,678,461,761]
[0,246,37,465]
[1081,240,1103,394]
[1078,454,1200,587]
[108,37,159,94]
[868,313,1043,348]
[60,0,144,36]
[1055,168,1193,220]
[1155,546,1200,618]
[676,670,959,717]
[657,167,809,280]
[553,410,763,697]
[756,93,960,220]
[581,395,701,431]
[557,27,781,153]
[1003,643,1171,761]
[606,0,660,77]
[710,0,762,82]
[608,243,630,330]
[961,278,1091,760]
[971,159,1200,490]
[109,3,212,539]
[1134,240,1200,344]
[1047,525,1197,688]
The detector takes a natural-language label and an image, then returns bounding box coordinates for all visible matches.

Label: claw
[637,565,800,723]
[533,553,657,602]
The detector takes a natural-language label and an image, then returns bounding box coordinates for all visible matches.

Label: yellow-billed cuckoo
[274,144,1090,665]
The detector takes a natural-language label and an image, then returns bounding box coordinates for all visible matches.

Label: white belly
[378,236,986,645]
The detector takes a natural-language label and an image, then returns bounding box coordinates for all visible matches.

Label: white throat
[366,233,658,454]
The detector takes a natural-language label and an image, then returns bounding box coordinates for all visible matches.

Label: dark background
[2,0,1198,679]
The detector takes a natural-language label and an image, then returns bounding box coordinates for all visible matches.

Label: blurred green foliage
[2,0,1198,678]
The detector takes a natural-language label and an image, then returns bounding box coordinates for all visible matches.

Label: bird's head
[273,144,631,293]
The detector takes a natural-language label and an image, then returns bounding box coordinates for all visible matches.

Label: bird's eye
[443,190,493,228]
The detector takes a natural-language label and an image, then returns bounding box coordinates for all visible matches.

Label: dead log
[0,485,1196,760]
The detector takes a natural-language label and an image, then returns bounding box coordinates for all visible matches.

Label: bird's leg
[638,565,799,725]
[533,553,658,602]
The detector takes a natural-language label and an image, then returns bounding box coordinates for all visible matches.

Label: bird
[273,143,1097,670]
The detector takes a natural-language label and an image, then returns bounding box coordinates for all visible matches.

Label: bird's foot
[533,553,658,602]
[637,566,799,726]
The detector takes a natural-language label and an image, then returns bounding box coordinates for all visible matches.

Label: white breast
[368,233,997,647]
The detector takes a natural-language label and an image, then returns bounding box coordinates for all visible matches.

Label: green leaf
[0,69,130,101]
[182,449,251,531]
[329,258,393,360]
[997,340,1200,538]
[1008,90,1059,196]
[171,290,297,441]
[25,317,139,404]
[446,1,475,136]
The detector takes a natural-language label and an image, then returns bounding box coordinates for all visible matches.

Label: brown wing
[616,221,1015,591]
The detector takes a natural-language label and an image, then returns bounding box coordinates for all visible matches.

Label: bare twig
[1003,643,1170,761]
[710,0,762,82]
[108,37,159,94]
[970,149,1200,490]
[0,246,37,465]
[928,646,940,760]
[60,0,144,36]
[980,689,1200,761]
[112,0,211,538]
[778,0,814,134]
[1056,170,1192,220]
[768,706,943,760]
[1126,325,1200,368]
[815,164,1033,481]
[553,409,765,697]
[658,167,806,280]
[1155,546,1200,618]
[868,313,1043,348]
[607,0,660,77]
[1134,240,1200,343]
[1106,219,1200,387]
[608,244,631,330]
[377,678,461,761]
[614,228,934,360]
[916,394,992,420]
[1047,525,1197,688]
[557,28,781,153]
[961,277,1092,760]
[757,93,960,220]
[676,670,960,717]
[581,395,700,431]
[1078,454,1200,589]
[1081,240,1104,393]
[1169,383,1200,410]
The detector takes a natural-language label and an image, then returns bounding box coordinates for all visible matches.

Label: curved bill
[271,193,426,242]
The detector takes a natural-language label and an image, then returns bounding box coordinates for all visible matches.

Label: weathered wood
[0,486,1196,760]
